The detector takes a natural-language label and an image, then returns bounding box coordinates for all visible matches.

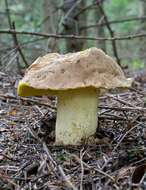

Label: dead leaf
[116,166,135,181]
[8,108,17,116]
[131,164,146,184]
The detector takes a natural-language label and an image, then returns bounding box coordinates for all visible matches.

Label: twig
[99,114,127,121]
[11,23,22,73]
[112,123,141,152]
[43,143,78,190]
[4,0,28,72]
[107,94,135,107]
[75,2,97,17]
[2,51,19,71]
[0,172,19,189]
[98,3,120,65]
[129,87,146,96]
[79,149,85,190]
[73,154,116,183]
[4,0,12,28]
[81,16,146,30]
[11,22,29,68]
[0,153,18,162]
[0,93,56,111]
[24,114,78,190]
[98,105,146,111]
[4,0,21,73]
[1,29,146,41]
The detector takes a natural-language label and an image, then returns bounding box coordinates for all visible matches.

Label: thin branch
[98,105,146,112]
[0,172,18,189]
[0,93,56,112]
[1,29,146,41]
[11,22,22,73]
[11,22,29,68]
[112,123,141,152]
[4,0,28,72]
[4,0,21,73]
[107,94,135,107]
[80,16,146,30]
[75,2,97,17]
[4,0,12,28]
[98,3,121,65]
[79,149,85,190]
[73,154,116,183]
[0,37,46,54]
[43,143,78,190]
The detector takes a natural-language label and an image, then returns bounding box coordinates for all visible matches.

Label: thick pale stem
[56,88,98,145]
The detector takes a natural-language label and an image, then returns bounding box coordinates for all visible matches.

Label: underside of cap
[17,47,133,97]
[17,81,56,96]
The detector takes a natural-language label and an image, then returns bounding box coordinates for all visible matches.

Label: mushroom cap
[17,47,132,96]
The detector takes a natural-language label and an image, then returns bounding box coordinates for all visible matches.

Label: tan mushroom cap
[18,47,132,96]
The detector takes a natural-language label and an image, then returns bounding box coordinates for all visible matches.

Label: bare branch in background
[4,0,28,73]
[11,22,29,68]
[80,16,146,30]
[4,0,12,28]
[1,29,146,41]
[62,0,85,51]
[97,2,121,65]
[4,0,21,73]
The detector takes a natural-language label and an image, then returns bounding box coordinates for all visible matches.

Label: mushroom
[17,47,132,145]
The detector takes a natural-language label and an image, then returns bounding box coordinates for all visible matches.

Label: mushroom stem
[56,88,98,145]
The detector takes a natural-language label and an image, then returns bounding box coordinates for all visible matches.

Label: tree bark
[63,0,86,52]
[42,0,60,52]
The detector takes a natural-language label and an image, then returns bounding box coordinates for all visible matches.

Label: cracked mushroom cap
[17,47,132,96]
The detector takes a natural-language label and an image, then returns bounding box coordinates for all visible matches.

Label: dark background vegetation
[0,0,146,190]
[0,0,146,73]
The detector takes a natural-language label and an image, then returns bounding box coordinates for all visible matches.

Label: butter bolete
[17,47,132,145]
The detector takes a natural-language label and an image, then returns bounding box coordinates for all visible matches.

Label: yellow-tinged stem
[56,88,98,145]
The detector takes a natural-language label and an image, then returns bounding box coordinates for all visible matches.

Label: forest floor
[0,71,146,190]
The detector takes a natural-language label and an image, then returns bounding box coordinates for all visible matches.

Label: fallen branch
[99,105,146,112]
[43,143,78,190]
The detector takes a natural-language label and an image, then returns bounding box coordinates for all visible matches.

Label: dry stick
[0,37,46,56]
[3,92,145,113]
[43,143,78,190]
[4,0,28,72]
[98,105,146,112]
[1,93,145,117]
[0,173,18,189]
[4,0,21,73]
[11,22,29,68]
[24,116,78,190]
[76,2,97,17]
[100,115,146,121]
[79,149,86,190]
[0,93,56,111]
[107,94,135,107]
[81,16,146,30]
[129,87,146,96]
[0,153,18,162]
[5,0,22,72]
[112,123,141,153]
[5,0,21,72]
[11,23,22,73]
[1,29,146,41]
[4,0,12,28]
[98,3,121,65]
[73,154,116,183]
